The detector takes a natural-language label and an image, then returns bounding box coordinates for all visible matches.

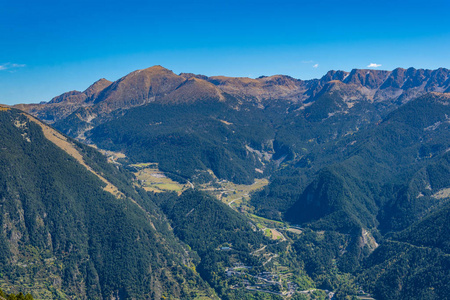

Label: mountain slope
[284,93,450,231]
[360,198,450,299]
[155,189,269,299]
[0,106,212,299]
[93,66,186,112]
[83,99,276,184]
[159,77,226,104]
[15,79,112,124]
[14,67,450,186]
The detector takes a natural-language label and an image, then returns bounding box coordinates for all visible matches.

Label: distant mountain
[17,66,450,122]
[15,78,112,123]
[193,67,450,104]
[92,66,186,112]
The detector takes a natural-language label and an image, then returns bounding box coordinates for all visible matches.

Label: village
[224,263,299,297]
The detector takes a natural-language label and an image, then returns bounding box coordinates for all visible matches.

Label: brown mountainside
[93,65,186,112]
[159,77,225,104]
[15,78,113,123]
[16,66,450,125]
[204,74,307,102]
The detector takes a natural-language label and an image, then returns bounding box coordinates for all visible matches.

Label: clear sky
[1,0,449,104]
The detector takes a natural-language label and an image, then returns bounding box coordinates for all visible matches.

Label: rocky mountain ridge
[16,66,450,124]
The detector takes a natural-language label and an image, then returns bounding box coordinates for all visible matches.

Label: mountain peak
[92,65,185,112]
[344,69,390,89]
[321,70,349,82]
[137,65,173,74]
[83,78,112,98]
[144,64,167,70]
[118,65,179,82]
[18,66,450,126]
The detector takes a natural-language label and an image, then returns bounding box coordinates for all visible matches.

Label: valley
[121,156,379,299]
[124,159,313,298]
[1,66,450,299]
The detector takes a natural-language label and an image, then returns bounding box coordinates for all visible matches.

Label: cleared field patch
[24,113,124,199]
[132,164,187,193]
[200,177,269,209]
[286,228,303,235]
[261,228,285,241]
[270,229,284,241]
[248,213,285,228]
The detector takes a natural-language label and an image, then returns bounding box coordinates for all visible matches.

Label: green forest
[1,92,449,299]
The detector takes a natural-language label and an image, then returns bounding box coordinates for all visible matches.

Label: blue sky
[1,0,449,104]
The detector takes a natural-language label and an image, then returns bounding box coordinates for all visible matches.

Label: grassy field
[128,163,289,240]
[131,163,188,193]
[248,213,285,228]
[269,228,284,240]
[286,228,303,235]
[199,177,269,209]
[115,162,297,243]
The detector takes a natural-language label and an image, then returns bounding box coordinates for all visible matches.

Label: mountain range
[16,66,450,124]
[2,66,450,299]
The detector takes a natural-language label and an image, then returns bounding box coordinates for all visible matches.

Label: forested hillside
[0,107,213,299]
[84,99,275,184]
